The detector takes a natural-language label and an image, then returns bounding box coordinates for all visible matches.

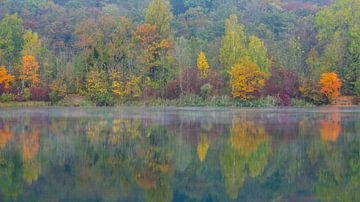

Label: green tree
[313,0,360,93]
[220,15,247,71]
[0,14,24,66]
[247,35,271,72]
[145,0,173,38]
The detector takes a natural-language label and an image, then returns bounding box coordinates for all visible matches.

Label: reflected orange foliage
[0,125,13,149]
[230,120,267,156]
[20,129,40,161]
[135,170,158,189]
[320,114,341,142]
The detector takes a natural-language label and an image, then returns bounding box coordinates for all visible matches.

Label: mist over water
[0,107,359,201]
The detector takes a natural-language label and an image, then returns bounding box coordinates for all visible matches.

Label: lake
[0,107,359,202]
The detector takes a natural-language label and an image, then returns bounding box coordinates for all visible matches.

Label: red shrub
[204,70,224,91]
[179,68,202,95]
[0,83,19,96]
[279,93,291,106]
[165,80,181,99]
[30,86,50,101]
[264,67,300,97]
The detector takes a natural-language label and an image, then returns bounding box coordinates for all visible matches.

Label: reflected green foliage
[0,108,359,201]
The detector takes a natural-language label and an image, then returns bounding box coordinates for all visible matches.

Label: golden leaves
[112,76,142,98]
[230,57,268,100]
[197,51,209,79]
[230,121,267,156]
[19,55,40,86]
[0,66,14,89]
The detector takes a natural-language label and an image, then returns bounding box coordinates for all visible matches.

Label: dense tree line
[0,0,358,106]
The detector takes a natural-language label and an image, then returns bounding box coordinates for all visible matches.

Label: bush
[299,78,325,105]
[49,91,64,103]
[165,80,181,99]
[23,88,31,100]
[279,93,291,106]
[0,93,15,103]
[236,96,280,107]
[200,83,213,99]
[30,87,50,101]
[264,67,300,97]
[86,70,113,106]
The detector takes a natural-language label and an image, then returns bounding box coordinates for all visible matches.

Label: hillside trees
[311,0,360,93]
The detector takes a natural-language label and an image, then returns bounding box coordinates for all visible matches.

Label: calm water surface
[0,107,359,202]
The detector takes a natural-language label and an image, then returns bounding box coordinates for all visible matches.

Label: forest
[0,0,359,106]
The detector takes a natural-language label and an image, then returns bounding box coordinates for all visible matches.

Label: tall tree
[145,0,173,38]
[247,35,271,72]
[220,15,247,71]
[19,55,40,87]
[313,0,360,92]
[197,51,209,78]
[0,14,24,67]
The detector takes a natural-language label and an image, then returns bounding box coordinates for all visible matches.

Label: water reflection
[0,107,359,201]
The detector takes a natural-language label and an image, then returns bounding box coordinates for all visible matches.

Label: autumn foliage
[0,66,14,89]
[230,58,268,100]
[320,113,341,142]
[19,55,40,87]
[197,51,209,79]
[319,72,341,101]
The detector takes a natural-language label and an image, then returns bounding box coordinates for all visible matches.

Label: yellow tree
[229,57,268,100]
[21,30,41,56]
[19,55,40,87]
[0,66,14,89]
[197,51,209,79]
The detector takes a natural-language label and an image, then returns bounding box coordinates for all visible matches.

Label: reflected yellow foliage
[197,134,209,162]
[320,113,341,142]
[20,129,40,161]
[230,121,267,156]
[221,118,270,199]
[23,161,40,185]
[0,125,13,149]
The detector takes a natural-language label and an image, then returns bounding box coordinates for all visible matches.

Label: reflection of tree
[197,134,209,162]
[23,161,40,184]
[0,152,24,200]
[0,124,13,149]
[133,125,174,202]
[230,121,267,156]
[20,129,40,161]
[319,113,341,142]
[314,135,360,202]
[220,120,270,199]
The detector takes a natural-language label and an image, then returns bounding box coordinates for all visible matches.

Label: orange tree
[229,57,268,100]
[319,72,341,102]
[0,66,14,89]
[19,55,40,88]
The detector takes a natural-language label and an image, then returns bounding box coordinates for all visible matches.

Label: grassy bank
[0,95,315,108]
[0,101,50,107]
[114,95,315,107]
